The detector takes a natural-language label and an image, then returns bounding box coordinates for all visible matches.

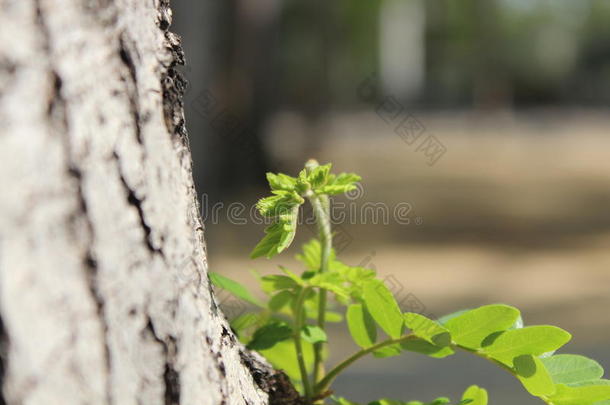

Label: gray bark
[0,1,285,404]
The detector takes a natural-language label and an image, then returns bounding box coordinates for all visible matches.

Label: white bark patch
[0,0,273,404]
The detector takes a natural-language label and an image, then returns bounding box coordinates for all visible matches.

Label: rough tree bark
[0,1,293,404]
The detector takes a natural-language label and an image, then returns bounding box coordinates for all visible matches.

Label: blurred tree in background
[173,0,610,196]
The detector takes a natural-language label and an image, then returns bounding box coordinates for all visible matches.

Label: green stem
[316,337,553,404]
[309,194,332,384]
[454,344,515,375]
[293,287,313,402]
[315,334,417,395]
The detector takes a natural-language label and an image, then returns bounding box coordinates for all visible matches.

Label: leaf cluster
[210,161,610,405]
[251,162,360,259]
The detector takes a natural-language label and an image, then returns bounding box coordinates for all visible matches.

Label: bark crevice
[68,166,114,405]
[83,253,113,405]
[116,157,162,255]
[0,315,7,405]
[145,319,180,405]
[118,34,144,145]
[159,29,187,141]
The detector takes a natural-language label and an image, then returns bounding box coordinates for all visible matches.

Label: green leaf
[301,325,327,344]
[279,266,306,285]
[570,379,610,387]
[514,354,556,396]
[400,338,455,359]
[336,264,376,284]
[548,383,610,405]
[268,290,294,312]
[251,200,300,258]
[259,339,314,383]
[260,275,299,293]
[362,280,403,338]
[266,172,297,191]
[437,309,470,325]
[482,325,572,365]
[541,354,605,385]
[308,272,350,300]
[444,304,520,349]
[367,399,404,405]
[250,223,287,259]
[308,163,332,188]
[230,312,261,335]
[297,168,309,185]
[255,190,302,217]
[247,321,292,350]
[427,399,451,405]
[318,173,362,195]
[332,397,362,405]
[255,195,285,217]
[511,315,524,330]
[346,303,377,348]
[367,397,454,405]
[324,310,343,323]
[404,312,451,347]
[461,385,488,405]
[296,239,322,271]
[209,272,264,307]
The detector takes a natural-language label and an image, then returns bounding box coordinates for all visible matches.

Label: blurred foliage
[275,0,610,108]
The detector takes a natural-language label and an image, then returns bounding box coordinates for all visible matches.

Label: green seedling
[211,160,610,405]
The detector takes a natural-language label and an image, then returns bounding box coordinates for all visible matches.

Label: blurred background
[172,1,610,404]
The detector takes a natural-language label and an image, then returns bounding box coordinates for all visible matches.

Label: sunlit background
[172,1,610,404]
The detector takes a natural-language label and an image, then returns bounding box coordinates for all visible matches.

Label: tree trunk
[0,1,286,404]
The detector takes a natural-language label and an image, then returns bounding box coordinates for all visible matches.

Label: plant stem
[316,336,554,404]
[293,286,313,402]
[315,334,417,395]
[309,194,332,384]
[454,344,515,375]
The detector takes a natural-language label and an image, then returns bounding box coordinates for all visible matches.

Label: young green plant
[210,160,610,405]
